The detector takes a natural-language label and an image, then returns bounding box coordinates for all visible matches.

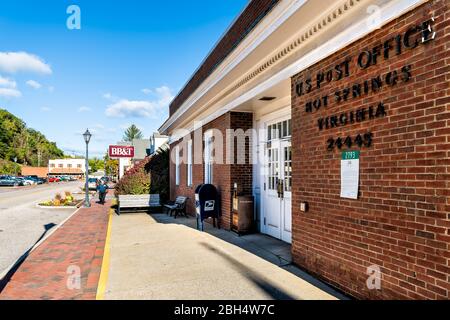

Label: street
[0,181,86,274]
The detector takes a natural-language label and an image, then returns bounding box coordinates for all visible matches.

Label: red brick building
[160,0,449,299]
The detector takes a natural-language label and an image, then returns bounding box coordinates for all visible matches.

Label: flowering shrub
[115,157,151,196]
[114,147,169,199]
[39,191,79,207]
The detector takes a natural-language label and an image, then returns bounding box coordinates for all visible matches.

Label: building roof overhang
[160,0,428,139]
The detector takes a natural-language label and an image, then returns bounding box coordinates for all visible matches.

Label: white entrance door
[264,138,292,243]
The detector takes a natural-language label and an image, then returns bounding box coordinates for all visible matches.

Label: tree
[104,152,118,177]
[123,124,143,141]
[88,158,105,173]
[0,109,64,169]
[145,146,169,202]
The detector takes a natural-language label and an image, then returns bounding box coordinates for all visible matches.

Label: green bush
[0,159,21,175]
[146,146,169,203]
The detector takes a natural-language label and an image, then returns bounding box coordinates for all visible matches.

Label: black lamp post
[83,129,92,208]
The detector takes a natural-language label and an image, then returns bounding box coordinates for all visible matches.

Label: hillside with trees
[0,108,64,173]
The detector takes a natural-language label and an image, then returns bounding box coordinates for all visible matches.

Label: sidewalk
[103,212,346,300]
[0,199,111,300]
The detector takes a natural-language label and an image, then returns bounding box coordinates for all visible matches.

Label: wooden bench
[164,196,188,218]
[117,194,160,215]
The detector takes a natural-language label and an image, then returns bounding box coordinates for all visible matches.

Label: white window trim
[175,145,180,186]
[187,140,193,186]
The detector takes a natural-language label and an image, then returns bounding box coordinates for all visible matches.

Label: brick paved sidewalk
[0,199,111,300]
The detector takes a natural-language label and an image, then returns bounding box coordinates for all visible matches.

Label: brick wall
[291,0,450,299]
[170,112,253,230]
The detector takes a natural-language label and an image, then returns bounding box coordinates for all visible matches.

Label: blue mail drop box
[195,184,220,231]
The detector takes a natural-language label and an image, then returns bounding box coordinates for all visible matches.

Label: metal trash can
[195,184,220,231]
[231,195,254,235]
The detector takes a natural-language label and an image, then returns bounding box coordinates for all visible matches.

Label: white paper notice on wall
[340,151,360,199]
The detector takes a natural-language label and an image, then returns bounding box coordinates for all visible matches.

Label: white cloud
[154,86,174,107]
[78,106,91,112]
[40,107,51,112]
[0,52,52,74]
[106,100,156,118]
[141,88,152,95]
[0,75,17,88]
[105,86,174,118]
[102,92,118,101]
[0,87,22,98]
[26,79,42,89]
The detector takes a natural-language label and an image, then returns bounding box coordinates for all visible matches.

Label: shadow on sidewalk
[200,241,296,300]
[0,223,56,293]
[150,212,351,300]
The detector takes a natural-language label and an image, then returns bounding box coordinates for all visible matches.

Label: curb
[95,206,114,300]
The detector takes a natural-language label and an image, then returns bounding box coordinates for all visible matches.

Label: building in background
[149,132,169,155]
[21,166,48,178]
[48,158,85,179]
[117,138,152,178]
[159,0,449,299]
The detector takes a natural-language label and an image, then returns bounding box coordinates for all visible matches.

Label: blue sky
[0,0,247,157]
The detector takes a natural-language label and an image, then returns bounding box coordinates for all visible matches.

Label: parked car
[39,177,47,184]
[88,177,99,190]
[0,176,19,187]
[48,177,61,183]
[21,177,37,185]
[25,175,44,185]
[14,177,29,186]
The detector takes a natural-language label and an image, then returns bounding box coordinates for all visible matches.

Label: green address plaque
[342,150,360,160]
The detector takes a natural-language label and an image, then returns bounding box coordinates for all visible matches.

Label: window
[204,133,213,184]
[58,164,63,168]
[187,140,193,186]
[67,164,72,168]
[267,119,292,141]
[268,148,279,190]
[77,164,82,168]
[284,146,292,192]
[50,164,55,168]
[175,145,180,186]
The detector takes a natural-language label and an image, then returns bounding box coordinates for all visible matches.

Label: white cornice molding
[161,0,307,133]
[162,0,429,135]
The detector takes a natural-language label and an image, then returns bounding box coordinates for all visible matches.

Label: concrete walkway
[104,213,345,300]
